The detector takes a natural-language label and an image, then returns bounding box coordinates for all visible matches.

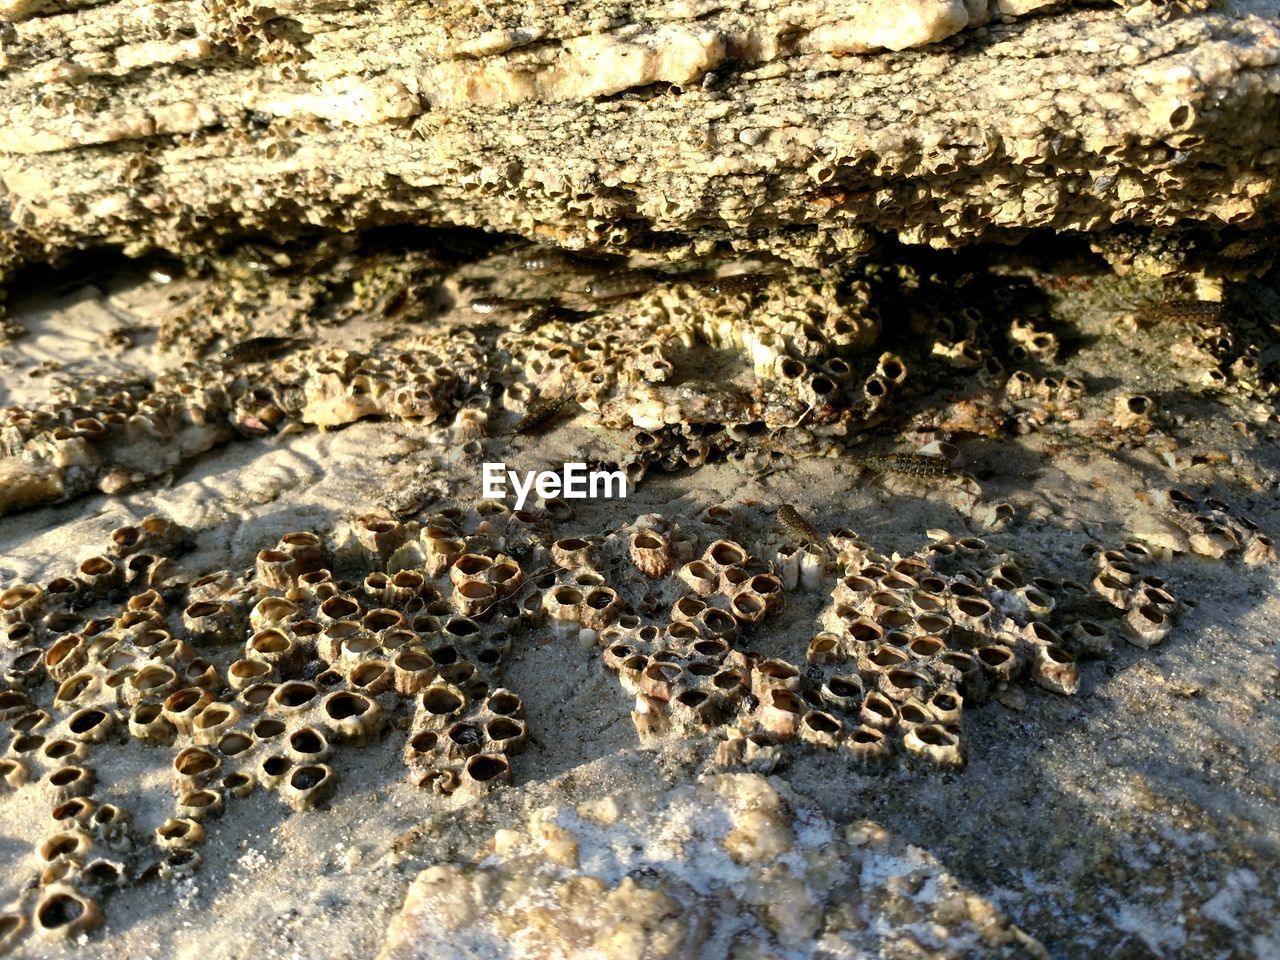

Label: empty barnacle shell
[267,681,319,716]
[551,538,595,571]
[677,560,718,597]
[43,636,87,684]
[182,600,239,644]
[859,691,898,730]
[1243,533,1277,567]
[155,817,205,851]
[630,531,673,578]
[65,707,114,744]
[191,703,241,745]
[255,549,299,590]
[127,664,179,704]
[751,659,801,699]
[798,709,843,748]
[579,587,622,630]
[257,753,294,791]
[281,763,336,811]
[0,758,29,791]
[47,765,96,802]
[321,690,383,743]
[33,884,102,938]
[758,687,803,737]
[348,659,394,696]
[1114,394,1156,430]
[845,725,892,766]
[277,532,327,574]
[903,724,965,768]
[543,584,584,623]
[78,556,123,596]
[458,753,512,797]
[38,828,93,866]
[1122,603,1174,648]
[176,787,226,821]
[163,688,214,734]
[353,515,408,559]
[1031,644,1079,695]
[173,746,221,790]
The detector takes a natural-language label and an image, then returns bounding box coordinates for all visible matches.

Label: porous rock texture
[2,0,1279,274]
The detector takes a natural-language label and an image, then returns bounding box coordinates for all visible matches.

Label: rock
[1,1,1277,273]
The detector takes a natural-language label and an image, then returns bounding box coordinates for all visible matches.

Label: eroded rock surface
[1,0,1277,273]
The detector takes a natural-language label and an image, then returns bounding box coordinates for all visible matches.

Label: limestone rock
[0,0,1276,272]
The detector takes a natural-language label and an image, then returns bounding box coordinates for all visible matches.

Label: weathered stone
[0,0,1276,272]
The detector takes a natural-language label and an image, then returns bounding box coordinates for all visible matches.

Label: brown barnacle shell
[155,817,205,851]
[127,702,174,742]
[0,690,33,720]
[281,764,336,812]
[543,584,584,624]
[127,664,179,705]
[1031,643,1079,695]
[1243,533,1278,567]
[33,884,103,939]
[176,787,226,821]
[1121,602,1174,649]
[277,531,327,574]
[47,765,96,802]
[163,688,214,735]
[845,725,892,766]
[703,540,749,574]
[0,758,29,791]
[66,707,114,744]
[0,911,27,952]
[975,643,1019,682]
[182,600,239,644]
[124,553,169,589]
[729,589,768,625]
[38,828,94,868]
[173,746,221,791]
[321,691,383,744]
[348,659,394,696]
[317,596,361,630]
[637,660,680,702]
[677,560,718,597]
[669,688,719,729]
[903,723,965,768]
[457,753,511,797]
[452,578,496,618]
[629,531,673,578]
[247,628,304,674]
[551,538,595,571]
[78,555,122,596]
[354,515,407,559]
[286,726,332,764]
[228,656,273,691]
[392,650,436,695]
[267,681,319,716]
[758,687,803,737]
[578,587,621,630]
[191,703,241,746]
[188,570,236,602]
[745,573,785,615]
[1114,393,1155,430]
[0,582,44,625]
[43,635,88,684]
[798,709,844,748]
[255,549,299,590]
[750,659,801,700]
[257,754,293,791]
